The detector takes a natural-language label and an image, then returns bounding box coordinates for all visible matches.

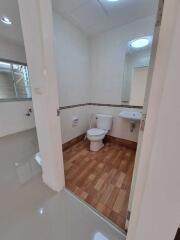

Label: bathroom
[51,0,158,231]
[1,0,180,239]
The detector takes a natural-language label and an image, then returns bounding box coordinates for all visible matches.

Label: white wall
[0,36,35,137]
[19,0,65,191]
[89,17,155,142]
[90,16,155,105]
[90,106,140,142]
[0,101,35,138]
[0,36,26,63]
[53,12,90,143]
[53,15,155,143]
[60,106,90,144]
[54,13,90,106]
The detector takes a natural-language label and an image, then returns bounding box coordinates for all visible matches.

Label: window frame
[0,58,32,102]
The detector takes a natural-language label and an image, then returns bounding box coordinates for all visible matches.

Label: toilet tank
[96,114,113,131]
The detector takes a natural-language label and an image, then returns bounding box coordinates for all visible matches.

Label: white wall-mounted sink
[119,110,142,121]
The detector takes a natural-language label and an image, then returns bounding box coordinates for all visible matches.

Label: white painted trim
[18,0,65,192]
[127,0,180,239]
[17,0,180,238]
[127,0,163,223]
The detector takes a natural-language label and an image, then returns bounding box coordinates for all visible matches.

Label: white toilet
[87,114,113,152]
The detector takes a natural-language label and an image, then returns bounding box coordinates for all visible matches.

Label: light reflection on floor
[0,130,125,240]
[94,232,109,240]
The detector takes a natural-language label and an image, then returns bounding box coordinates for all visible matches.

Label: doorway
[51,0,162,232]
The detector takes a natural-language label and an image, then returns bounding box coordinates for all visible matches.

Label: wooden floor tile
[63,140,136,230]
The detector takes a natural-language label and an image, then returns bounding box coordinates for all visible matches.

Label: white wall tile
[0,38,35,137]
[53,14,154,143]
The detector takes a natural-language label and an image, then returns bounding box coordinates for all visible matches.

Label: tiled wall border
[89,103,143,109]
[0,98,32,103]
[59,103,143,110]
[60,103,88,110]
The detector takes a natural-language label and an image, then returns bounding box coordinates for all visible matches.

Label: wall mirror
[121,36,153,106]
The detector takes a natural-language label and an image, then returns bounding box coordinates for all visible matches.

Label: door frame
[126,0,164,227]
[18,0,179,239]
[18,0,65,191]
[127,0,180,239]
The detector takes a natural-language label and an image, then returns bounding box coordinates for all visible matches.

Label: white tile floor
[0,130,125,240]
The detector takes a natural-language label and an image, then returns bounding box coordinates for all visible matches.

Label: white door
[130,66,149,106]
[126,0,164,229]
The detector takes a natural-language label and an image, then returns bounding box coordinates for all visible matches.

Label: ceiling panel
[70,0,107,28]
[99,0,133,14]
[53,0,158,36]
[52,0,89,14]
[0,0,24,45]
[0,0,158,45]
[100,0,157,18]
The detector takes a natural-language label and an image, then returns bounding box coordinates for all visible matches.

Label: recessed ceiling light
[130,38,150,49]
[38,208,44,215]
[1,16,12,25]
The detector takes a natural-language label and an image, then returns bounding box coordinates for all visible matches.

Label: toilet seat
[87,114,112,152]
[87,128,107,151]
[87,128,106,136]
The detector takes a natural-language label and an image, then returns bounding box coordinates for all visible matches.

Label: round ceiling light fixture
[130,38,150,49]
[1,16,12,25]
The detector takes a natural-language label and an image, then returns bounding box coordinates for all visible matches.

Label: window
[0,60,31,100]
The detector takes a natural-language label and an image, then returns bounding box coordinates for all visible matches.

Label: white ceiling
[0,0,158,46]
[52,0,158,36]
[0,0,24,46]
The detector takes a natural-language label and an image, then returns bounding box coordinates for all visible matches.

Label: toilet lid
[87,128,106,136]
